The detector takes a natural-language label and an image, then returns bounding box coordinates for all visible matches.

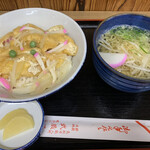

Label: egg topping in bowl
[0,24,78,95]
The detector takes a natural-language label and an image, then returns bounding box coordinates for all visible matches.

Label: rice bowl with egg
[0,8,86,102]
[0,23,77,97]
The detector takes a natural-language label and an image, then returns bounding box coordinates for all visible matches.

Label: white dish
[0,8,87,102]
[0,101,44,149]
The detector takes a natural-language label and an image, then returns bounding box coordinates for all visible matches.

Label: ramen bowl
[0,8,86,102]
[93,13,150,93]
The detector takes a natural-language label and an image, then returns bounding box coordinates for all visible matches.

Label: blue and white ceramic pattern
[93,14,150,93]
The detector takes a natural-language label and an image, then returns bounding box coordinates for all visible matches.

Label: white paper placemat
[40,116,150,142]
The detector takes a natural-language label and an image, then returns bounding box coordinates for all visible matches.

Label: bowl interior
[0,101,44,150]
[93,13,150,83]
[0,8,86,102]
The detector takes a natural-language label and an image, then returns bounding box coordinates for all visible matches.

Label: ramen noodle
[98,25,150,79]
[0,24,78,95]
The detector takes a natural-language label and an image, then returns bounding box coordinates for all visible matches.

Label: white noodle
[98,26,150,79]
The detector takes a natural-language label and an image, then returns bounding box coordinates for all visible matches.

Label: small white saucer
[0,101,44,149]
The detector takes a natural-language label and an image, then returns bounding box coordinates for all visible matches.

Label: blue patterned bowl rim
[93,13,150,83]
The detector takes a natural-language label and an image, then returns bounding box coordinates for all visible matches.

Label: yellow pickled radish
[0,108,28,130]
[3,113,34,140]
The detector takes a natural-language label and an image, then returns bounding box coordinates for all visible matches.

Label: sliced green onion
[139,45,149,54]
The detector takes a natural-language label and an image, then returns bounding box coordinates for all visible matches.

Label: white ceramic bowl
[0,8,87,102]
[0,101,44,149]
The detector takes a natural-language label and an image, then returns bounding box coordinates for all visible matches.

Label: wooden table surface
[1,10,150,21]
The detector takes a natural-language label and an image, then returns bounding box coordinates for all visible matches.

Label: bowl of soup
[0,8,87,102]
[93,13,150,93]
